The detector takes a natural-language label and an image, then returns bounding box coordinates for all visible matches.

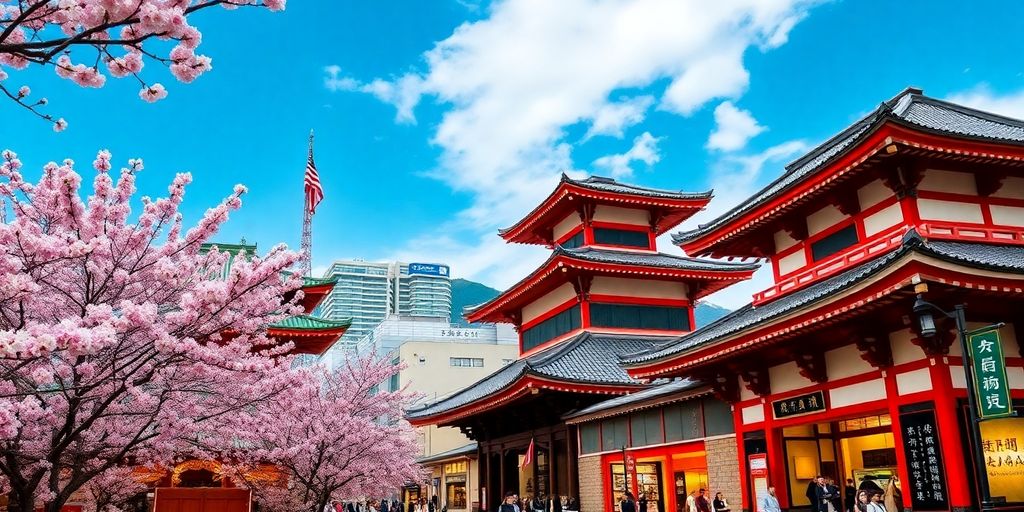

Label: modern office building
[318,260,452,353]
[347,314,518,512]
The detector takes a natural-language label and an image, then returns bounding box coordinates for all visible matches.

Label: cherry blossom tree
[0,0,286,129]
[0,149,307,512]
[228,358,423,512]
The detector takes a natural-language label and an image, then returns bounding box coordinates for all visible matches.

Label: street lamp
[912,294,1003,511]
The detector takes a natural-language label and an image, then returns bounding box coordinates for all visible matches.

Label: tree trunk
[6,484,36,512]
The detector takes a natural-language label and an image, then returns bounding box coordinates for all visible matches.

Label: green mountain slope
[451,278,733,328]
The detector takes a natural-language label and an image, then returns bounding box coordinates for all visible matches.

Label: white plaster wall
[777,250,807,276]
[990,205,1024,227]
[768,361,807,394]
[862,203,904,237]
[829,378,886,409]
[593,205,649,226]
[807,205,849,236]
[552,212,582,241]
[825,344,875,381]
[774,230,798,252]
[919,169,978,194]
[890,329,925,366]
[1009,367,1024,390]
[739,376,755,401]
[589,276,688,300]
[896,368,932,395]
[993,176,1024,200]
[521,282,577,324]
[950,366,966,389]
[857,179,894,210]
[917,199,985,223]
[742,404,765,424]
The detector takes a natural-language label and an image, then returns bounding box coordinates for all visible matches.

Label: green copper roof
[270,314,351,331]
[301,276,338,287]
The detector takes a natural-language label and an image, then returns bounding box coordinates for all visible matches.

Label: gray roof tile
[406,332,667,419]
[566,175,712,201]
[564,378,705,420]
[674,88,1024,247]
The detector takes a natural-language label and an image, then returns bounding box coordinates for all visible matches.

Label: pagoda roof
[405,331,663,425]
[563,378,707,423]
[499,174,712,245]
[673,87,1024,255]
[416,442,478,464]
[268,314,350,355]
[622,231,1024,376]
[465,246,758,323]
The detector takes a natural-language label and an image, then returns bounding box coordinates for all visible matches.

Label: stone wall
[577,455,604,512]
[705,436,741,504]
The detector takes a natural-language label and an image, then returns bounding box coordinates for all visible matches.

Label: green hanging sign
[968,329,1013,420]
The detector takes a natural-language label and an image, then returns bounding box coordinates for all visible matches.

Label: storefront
[565,380,739,512]
[417,443,479,512]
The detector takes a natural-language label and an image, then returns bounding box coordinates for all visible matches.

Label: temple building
[405,175,758,512]
[622,88,1024,512]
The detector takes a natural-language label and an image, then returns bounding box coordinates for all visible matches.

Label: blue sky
[3,0,1024,308]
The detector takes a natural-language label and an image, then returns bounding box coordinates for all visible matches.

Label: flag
[305,131,324,214]
[521,438,535,469]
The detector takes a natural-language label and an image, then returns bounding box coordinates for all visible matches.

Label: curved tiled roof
[270,314,351,331]
[673,88,1024,247]
[563,378,705,421]
[624,234,1024,367]
[565,175,712,201]
[405,332,667,419]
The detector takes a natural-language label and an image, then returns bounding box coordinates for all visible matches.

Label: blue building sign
[409,263,449,277]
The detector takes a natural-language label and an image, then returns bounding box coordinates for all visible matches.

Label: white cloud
[593,132,662,178]
[706,101,766,151]
[323,65,360,92]
[585,96,654,139]
[335,0,816,290]
[946,84,1024,120]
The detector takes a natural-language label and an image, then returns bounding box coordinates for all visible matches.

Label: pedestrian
[867,492,886,512]
[844,479,856,512]
[827,478,841,512]
[883,477,902,512]
[756,487,781,512]
[621,492,637,512]
[813,477,834,512]
[806,476,821,509]
[696,489,711,512]
[639,492,648,512]
[333,500,344,512]
[712,492,729,512]
[854,491,870,512]
[500,493,518,512]
[685,491,696,512]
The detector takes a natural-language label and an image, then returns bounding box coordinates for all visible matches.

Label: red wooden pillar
[927,357,972,508]
[762,402,789,509]
[882,370,913,510]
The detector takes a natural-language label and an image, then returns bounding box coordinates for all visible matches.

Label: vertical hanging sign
[968,329,1013,419]
[899,406,949,510]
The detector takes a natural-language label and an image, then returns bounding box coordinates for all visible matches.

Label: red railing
[917,222,1024,245]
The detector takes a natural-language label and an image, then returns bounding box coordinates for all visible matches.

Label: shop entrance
[611,462,664,512]
[781,413,896,509]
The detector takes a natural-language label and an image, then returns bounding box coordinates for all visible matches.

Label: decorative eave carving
[882,161,924,199]
[708,371,740,404]
[976,172,1007,197]
[570,274,593,301]
[782,219,808,242]
[854,332,894,369]
[648,208,665,233]
[795,351,828,384]
[740,367,771,397]
[830,193,861,217]
[909,317,955,356]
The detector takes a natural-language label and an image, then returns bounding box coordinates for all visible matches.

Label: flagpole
[301,129,314,277]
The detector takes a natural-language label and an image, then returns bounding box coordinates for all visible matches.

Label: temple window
[521,304,581,352]
[809,224,859,262]
[589,303,691,331]
[592,227,650,248]
[560,231,585,249]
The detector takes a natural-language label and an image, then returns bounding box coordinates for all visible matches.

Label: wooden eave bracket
[829,193,861,216]
[976,172,1008,197]
[781,218,808,242]
[854,332,894,369]
[739,367,772,397]
[709,370,741,404]
[795,351,828,384]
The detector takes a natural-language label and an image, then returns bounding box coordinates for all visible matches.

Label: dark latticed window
[810,224,859,262]
[560,231,585,249]
[521,304,581,352]
[590,303,690,331]
[593,227,650,248]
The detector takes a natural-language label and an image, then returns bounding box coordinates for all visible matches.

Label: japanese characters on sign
[440,328,481,338]
[771,390,826,419]
[981,417,1024,503]
[967,329,1013,419]
[899,406,949,511]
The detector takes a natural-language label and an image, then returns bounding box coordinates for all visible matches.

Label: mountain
[450,278,502,326]
[450,278,733,328]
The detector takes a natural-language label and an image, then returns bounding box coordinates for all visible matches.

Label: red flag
[304,131,324,214]
[521,438,535,469]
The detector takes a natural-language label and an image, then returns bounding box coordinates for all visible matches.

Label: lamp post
[912,295,1003,511]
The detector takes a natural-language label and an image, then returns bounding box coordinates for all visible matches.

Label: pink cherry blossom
[16,85,28,97]
[52,118,67,132]
[0,0,286,124]
[139,83,168,102]
[0,149,317,512]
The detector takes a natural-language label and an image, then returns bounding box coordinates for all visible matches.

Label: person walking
[500,493,519,512]
[638,492,648,512]
[854,491,870,512]
[621,492,637,512]
[806,477,821,509]
[696,490,711,512]
[712,492,730,512]
[867,493,886,512]
[844,480,856,512]
[756,487,781,512]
